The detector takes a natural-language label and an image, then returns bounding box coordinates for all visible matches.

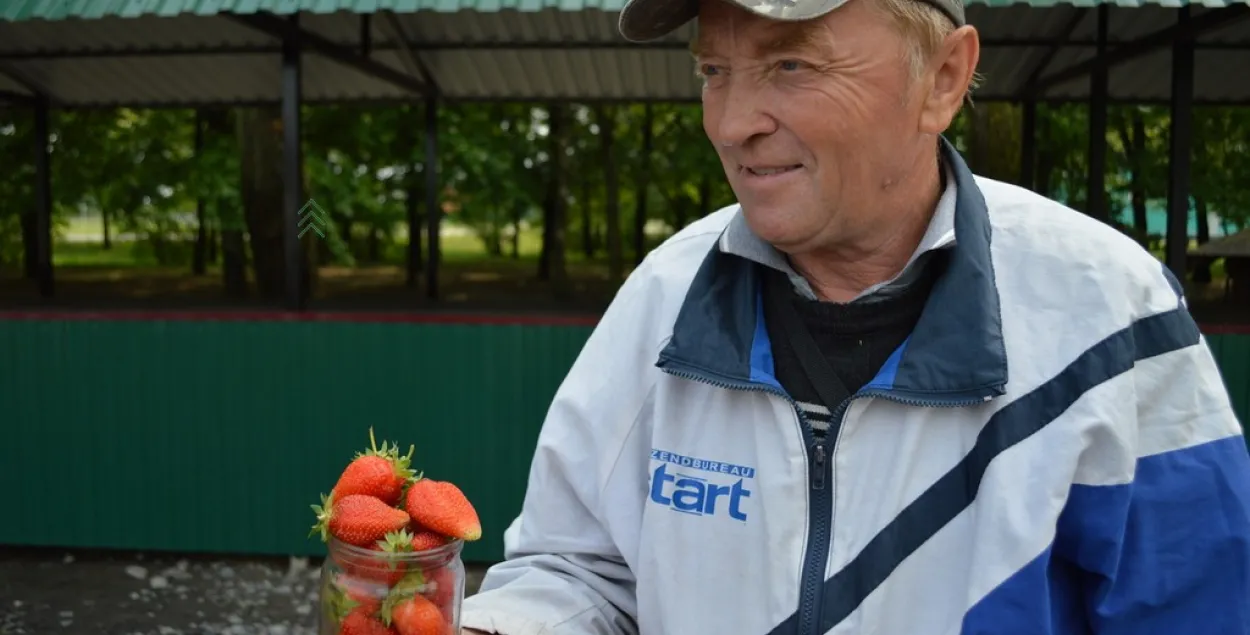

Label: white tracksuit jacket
[460,141,1250,635]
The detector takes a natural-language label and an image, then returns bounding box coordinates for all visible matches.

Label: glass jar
[318,536,465,635]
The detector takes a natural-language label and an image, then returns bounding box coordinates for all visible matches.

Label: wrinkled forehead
[692,3,830,58]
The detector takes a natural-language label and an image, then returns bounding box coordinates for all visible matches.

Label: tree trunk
[367,225,381,263]
[581,171,593,258]
[539,198,553,280]
[207,224,219,265]
[221,228,248,298]
[597,105,624,284]
[1035,110,1056,199]
[698,174,712,217]
[1194,198,1212,284]
[673,190,690,230]
[546,104,570,298]
[193,197,207,275]
[236,107,287,299]
[633,104,653,265]
[407,172,423,275]
[21,208,36,279]
[487,220,504,257]
[967,106,992,174]
[1130,112,1149,239]
[512,205,523,259]
[102,210,112,250]
[1115,109,1149,245]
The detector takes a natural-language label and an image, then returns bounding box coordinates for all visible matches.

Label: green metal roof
[0,0,1247,103]
[0,0,631,22]
[4,0,1247,22]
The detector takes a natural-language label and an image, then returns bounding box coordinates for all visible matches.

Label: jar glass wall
[319,536,465,635]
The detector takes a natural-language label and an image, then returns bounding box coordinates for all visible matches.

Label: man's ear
[918,25,980,135]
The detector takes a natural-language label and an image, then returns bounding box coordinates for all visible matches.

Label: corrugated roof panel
[2,2,1249,104]
[0,73,33,96]
[2,51,415,106]
[421,48,697,99]
[4,0,1250,21]
[0,14,272,53]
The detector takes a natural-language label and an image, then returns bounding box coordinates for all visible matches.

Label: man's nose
[714,80,777,147]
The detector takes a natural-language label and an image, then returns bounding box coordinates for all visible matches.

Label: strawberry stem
[309,492,335,542]
[380,570,428,626]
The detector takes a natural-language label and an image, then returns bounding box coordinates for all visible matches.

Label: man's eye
[700,64,721,76]
[778,59,802,71]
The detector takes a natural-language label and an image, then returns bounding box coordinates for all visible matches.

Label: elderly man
[459,0,1250,630]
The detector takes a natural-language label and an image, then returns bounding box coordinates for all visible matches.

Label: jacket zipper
[804,388,992,635]
[657,358,999,635]
[656,359,832,635]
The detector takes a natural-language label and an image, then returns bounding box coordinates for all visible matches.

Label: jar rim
[327,535,465,561]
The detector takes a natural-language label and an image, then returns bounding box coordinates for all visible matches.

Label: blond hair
[874,0,982,95]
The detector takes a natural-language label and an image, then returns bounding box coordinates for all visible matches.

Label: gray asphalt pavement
[0,547,490,635]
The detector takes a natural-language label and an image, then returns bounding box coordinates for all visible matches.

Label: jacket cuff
[460,608,553,635]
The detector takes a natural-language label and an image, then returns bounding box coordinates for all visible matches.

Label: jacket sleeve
[1054,281,1250,635]
[459,259,665,635]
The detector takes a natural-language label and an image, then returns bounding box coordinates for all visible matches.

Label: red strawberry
[440,603,455,633]
[334,573,385,615]
[356,530,419,586]
[348,552,407,588]
[403,479,482,542]
[312,493,411,547]
[421,566,456,608]
[409,530,450,552]
[332,428,416,506]
[340,607,399,635]
[386,593,446,635]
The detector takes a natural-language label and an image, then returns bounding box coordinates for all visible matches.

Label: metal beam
[1032,4,1250,93]
[0,88,35,104]
[1020,7,1091,97]
[11,37,1250,61]
[224,12,429,97]
[0,63,51,100]
[1087,4,1109,224]
[380,11,439,92]
[1166,6,1195,282]
[281,17,306,312]
[35,93,1250,110]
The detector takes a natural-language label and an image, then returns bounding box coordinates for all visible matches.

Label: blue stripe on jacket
[961,310,1250,635]
[962,436,1250,635]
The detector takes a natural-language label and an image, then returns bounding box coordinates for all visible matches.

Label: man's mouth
[742,165,802,177]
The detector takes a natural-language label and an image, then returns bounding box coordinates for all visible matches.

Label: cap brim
[618,0,851,42]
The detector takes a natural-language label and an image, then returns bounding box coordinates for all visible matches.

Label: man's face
[695,0,940,253]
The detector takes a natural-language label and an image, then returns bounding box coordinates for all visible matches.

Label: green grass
[53,216,637,272]
[53,223,543,268]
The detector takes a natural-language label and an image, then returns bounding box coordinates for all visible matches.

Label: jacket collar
[655,138,1008,404]
[716,158,959,303]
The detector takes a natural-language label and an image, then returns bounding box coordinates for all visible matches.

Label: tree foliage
[1,100,1246,290]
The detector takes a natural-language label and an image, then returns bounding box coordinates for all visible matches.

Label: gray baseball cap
[617,0,965,42]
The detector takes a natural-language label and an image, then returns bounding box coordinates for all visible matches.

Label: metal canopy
[0,0,1237,311]
[1,0,1249,105]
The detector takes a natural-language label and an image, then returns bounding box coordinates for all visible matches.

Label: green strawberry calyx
[399,471,426,501]
[323,576,361,624]
[309,492,335,543]
[358,427,418,483]
[379,570,428,626]
[375,529,416,571]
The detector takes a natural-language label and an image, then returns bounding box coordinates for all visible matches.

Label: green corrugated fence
[0,314,594,563]
[0,314,1247,563]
